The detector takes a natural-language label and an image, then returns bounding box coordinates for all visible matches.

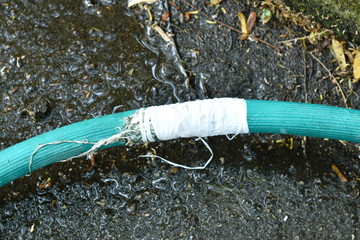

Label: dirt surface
[0,0,359,239]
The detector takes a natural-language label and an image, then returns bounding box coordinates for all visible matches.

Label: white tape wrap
[139,98,249,142]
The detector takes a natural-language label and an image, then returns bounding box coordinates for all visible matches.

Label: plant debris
[238,11,257,41]
[261,0,321,32]
[331,39,347,71]
[37,177,52,189]
[309,52,348,108]
[260,8,272,24]
[353,50,360,81]
[181,0,280,51]
[209,0,224,7]
[331,164,348,183]
[128,0,157,8]
[152,24,172,42]
[161,11,170,22]
[238,12,248,39]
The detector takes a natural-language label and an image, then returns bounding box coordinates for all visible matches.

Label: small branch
[277,30,331,44]
[181,0,280,52]
[309,52,348,108]
[302,50,308,103]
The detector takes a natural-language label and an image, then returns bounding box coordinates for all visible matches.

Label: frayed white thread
[138,137,214,170]
[112,105,124,114]
[28,140,97,175]
[28,126,141,175]
[226,134,238,140]
[73,129,138,158]
[144,107,155,142]
[137,109,147,143]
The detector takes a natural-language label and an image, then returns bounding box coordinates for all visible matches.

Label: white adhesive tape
[139,98,249,142]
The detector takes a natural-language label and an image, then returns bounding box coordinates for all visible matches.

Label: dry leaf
[332,39,347,71]
[239,12,257,40]
[161,12,169,22]
[247,12,257,34]
[188,11,199,14]
[128,0,157,8]
[344,50,354,65]
[354,50,360,80]
[238,12,248,40]
[206,20,217,24]
[210,0,224,6]
[331,164,348,183]
[151,24,171,42]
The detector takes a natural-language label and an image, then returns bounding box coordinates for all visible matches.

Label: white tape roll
[139,98,249,142]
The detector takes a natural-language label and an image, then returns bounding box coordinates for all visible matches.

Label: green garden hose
[1,98,359,187]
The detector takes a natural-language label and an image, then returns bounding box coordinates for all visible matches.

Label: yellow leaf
[238,12,248,40]
[332,39,347,71]
[188,11,199,14]
[206,20,217,24]
[354,50,360,80]
[210,0,223,6]
[309,32,316,43]
[128,0,157,7]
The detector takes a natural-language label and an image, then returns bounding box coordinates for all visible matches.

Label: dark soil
[0,0,359,239]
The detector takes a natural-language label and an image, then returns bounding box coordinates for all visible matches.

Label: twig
[277,30,331,44]
[302,50,308,102]
[301,50,308,159]
[309,52,348,108]
[181,0,280,52]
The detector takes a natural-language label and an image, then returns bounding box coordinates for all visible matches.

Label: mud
[0,0,359,239]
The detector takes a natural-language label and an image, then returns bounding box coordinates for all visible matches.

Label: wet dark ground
[0,0,359,239]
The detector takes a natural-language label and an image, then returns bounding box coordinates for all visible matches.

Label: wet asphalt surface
[0,0,359,239]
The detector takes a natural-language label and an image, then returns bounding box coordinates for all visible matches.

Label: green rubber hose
[1,100,360,187]
[0,109,137,187]
[246,100,360,142]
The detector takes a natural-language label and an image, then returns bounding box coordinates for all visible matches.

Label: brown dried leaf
[161,12,169,22]
[331,164,348,183]
[331,39,347,71]
[247,12,257,34]
[354,50,360,80]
